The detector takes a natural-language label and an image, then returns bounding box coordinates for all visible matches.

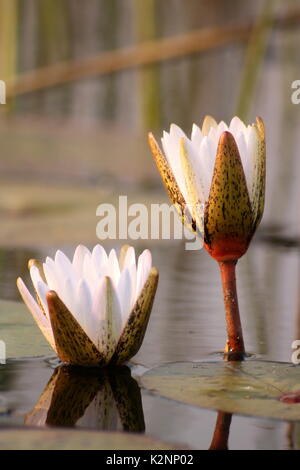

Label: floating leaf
[140,360,300,421]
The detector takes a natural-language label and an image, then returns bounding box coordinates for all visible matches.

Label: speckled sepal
[46,291,105,367]
[111,267,159,365]
[148,132,195,233]
[250,117,266,231]
[96,276,121,363]
[204,131,253,261]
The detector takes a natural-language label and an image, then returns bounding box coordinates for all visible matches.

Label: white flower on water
[17,244,158,366]
[161,115,262,209]
[149,115,265,261]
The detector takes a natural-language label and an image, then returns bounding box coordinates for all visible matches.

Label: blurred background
[0,0,299,244]
[0,0,299,346]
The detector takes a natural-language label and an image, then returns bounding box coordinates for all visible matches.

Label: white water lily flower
[149,115,265,261]
[161,116,258,203]
[17,244,159,366]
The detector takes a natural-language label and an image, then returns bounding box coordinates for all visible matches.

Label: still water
[0,238,299,450]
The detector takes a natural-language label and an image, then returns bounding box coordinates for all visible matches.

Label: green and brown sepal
[204,131,253,261]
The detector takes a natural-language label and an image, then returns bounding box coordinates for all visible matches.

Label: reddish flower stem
[218,260,246,361]
[209,412,232,450]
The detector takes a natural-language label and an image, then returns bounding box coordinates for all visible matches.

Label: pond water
[0,238,299,450]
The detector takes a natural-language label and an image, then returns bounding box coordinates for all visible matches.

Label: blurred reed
[0,0,18,112]
[134,0,161,130]
[236,0,276,120]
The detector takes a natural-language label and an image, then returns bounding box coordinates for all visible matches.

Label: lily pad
[140,360,300,421]
[0,300,52,358]
[0,428,185,450]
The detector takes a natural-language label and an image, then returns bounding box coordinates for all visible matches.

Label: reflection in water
[25,365,145,432]
[23,360,235,449]
[209,412,232,450]
[0,357,296,449]
[285,422,300,451]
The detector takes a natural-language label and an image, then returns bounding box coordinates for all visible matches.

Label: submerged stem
[218,260,246,361]
[209,412,232,450]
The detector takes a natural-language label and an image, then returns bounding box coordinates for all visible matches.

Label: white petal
[83,253,98,290]
[91,246,109,283]
[128,262,137,307]
[91,277,107,321]
[191,124,202,144]
[35,280,50,319]
[183,138,206,203]
[199,136,215,197]
[207,126,217,142]
[59,277,76,317]
[43,260,59,292]
[108,249,120,286]
[74,279,92,335]
[72,245,91,278]
[55,250,74,280]
[29,265,43,286]
[229,116,246,135]
[136,249,152,298]
[169,123,186,140]
[52,251,76,296]
[162,127,189,204]
[107,278,123,344]
[30,266,49,317]
[117,267,133,326]
[202,115,218,135]
[121,246,136,271]
[217,120,228,135]
[92,244,108,270]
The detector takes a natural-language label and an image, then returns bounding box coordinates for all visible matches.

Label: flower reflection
[209,412,232,450]
[25,365,145,432]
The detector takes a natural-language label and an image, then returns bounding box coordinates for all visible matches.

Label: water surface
[0,239,299,450]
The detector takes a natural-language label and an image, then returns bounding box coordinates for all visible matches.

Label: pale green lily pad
[0,428,185,450]
[140,361,300,421]
[0,300,52,358]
